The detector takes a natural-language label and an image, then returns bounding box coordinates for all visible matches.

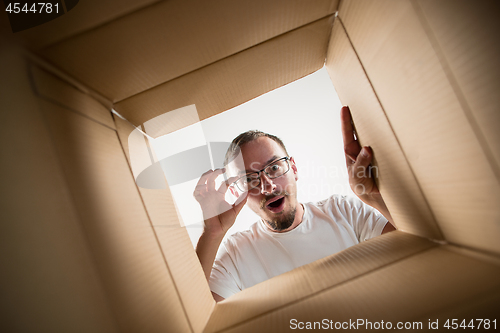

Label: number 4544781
[5,3,59,14]
[444,319,496,330]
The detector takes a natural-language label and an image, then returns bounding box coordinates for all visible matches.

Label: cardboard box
[1,0,499,331]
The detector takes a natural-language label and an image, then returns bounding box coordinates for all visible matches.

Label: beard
[260,191,297,231]
[263,206,297,231]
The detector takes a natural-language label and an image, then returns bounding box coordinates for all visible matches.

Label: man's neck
[289,203,305,230]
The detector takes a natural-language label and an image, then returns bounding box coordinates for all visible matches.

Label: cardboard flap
[208,241,500,332]
[325,19,442,240]
[30,65,115,129]
[115,16,334,133]
[205,231,437,332]
[415,0,500,183]
[113,114,215,332]
[0,0,161,49]
[338,0,500,255]
[41,0,338,101]
[39,97,192,332]
[0,46,116,333]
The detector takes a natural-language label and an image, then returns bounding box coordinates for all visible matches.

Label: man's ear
[290,157,298,181]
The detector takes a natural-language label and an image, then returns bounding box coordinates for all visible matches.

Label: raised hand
[193,168,248,237]
[194,168,248,283]
[340,106,383,205]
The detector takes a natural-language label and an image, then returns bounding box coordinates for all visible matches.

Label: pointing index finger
[341,106,355,146]
[340,106,361,162]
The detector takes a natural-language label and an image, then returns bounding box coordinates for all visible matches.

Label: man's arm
[193,169,247,301]
[196,231,227,302]
[196,224,225,281]
[340,106,396,231]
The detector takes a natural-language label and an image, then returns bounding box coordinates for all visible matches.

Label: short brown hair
[224,130,289,166]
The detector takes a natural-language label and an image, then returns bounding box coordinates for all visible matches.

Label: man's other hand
[341,106,379,200]
[340,106,394,227]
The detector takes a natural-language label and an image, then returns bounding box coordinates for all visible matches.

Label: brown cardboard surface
[415,0,500,183]
[113,114,179,227]
[115,16,334,134]
[212,245,500,332]
[205,231,437,332]
[30,65,115,129]
[3,1,500,331]
[142,104,202,139]
[154,227,215,332]
[41,0,338,102]
[0,0,161,50]
[325,19,442,240]
[113,114,214,332]
[420,280,500,327]
[0,45,117,333]
[26,51,114,111]
[339,0,500,255]
[39,97,191,332]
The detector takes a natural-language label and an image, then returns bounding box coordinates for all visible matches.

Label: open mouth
[266,196,285,213]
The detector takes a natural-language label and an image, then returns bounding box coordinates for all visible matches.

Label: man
[194,106,396,302]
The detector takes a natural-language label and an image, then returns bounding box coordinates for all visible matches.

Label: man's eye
[270,165,280,171]
[246,175,258,182]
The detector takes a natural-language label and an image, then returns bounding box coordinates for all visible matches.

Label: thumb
[354,146,372,170]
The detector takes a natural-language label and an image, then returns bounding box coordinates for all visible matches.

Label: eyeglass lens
[235,158,289,191]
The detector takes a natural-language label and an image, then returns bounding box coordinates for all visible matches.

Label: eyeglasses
[232,157,291,192]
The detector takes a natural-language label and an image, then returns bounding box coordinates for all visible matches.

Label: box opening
[140,67,363,248]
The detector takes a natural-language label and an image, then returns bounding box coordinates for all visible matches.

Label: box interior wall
[1,0,499,331]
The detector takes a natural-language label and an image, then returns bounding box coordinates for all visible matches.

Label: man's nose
[259,172,276,195]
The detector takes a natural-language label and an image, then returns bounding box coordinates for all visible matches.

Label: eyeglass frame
[231,156,292,192]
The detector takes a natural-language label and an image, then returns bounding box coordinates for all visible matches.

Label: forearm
[195,223,225,281]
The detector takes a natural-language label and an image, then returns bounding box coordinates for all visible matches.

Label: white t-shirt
[209,195,389,299]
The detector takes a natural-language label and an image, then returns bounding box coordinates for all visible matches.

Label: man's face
[228,137,299,231]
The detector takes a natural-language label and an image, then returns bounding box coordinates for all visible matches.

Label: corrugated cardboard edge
[325,18,442,240]
[1,43,197,331]
[338,0,500,256]
[114,15,335,131]
[113,114,215,333]
[207,233,500,332]
[29,65,115,129]
[0,43,118,333]
[205,231,437,332]
[41,0,338,101]
[37,85,192,332]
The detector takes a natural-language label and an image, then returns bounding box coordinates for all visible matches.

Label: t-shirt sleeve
[209,239,242,299]
[337,195,389,242]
